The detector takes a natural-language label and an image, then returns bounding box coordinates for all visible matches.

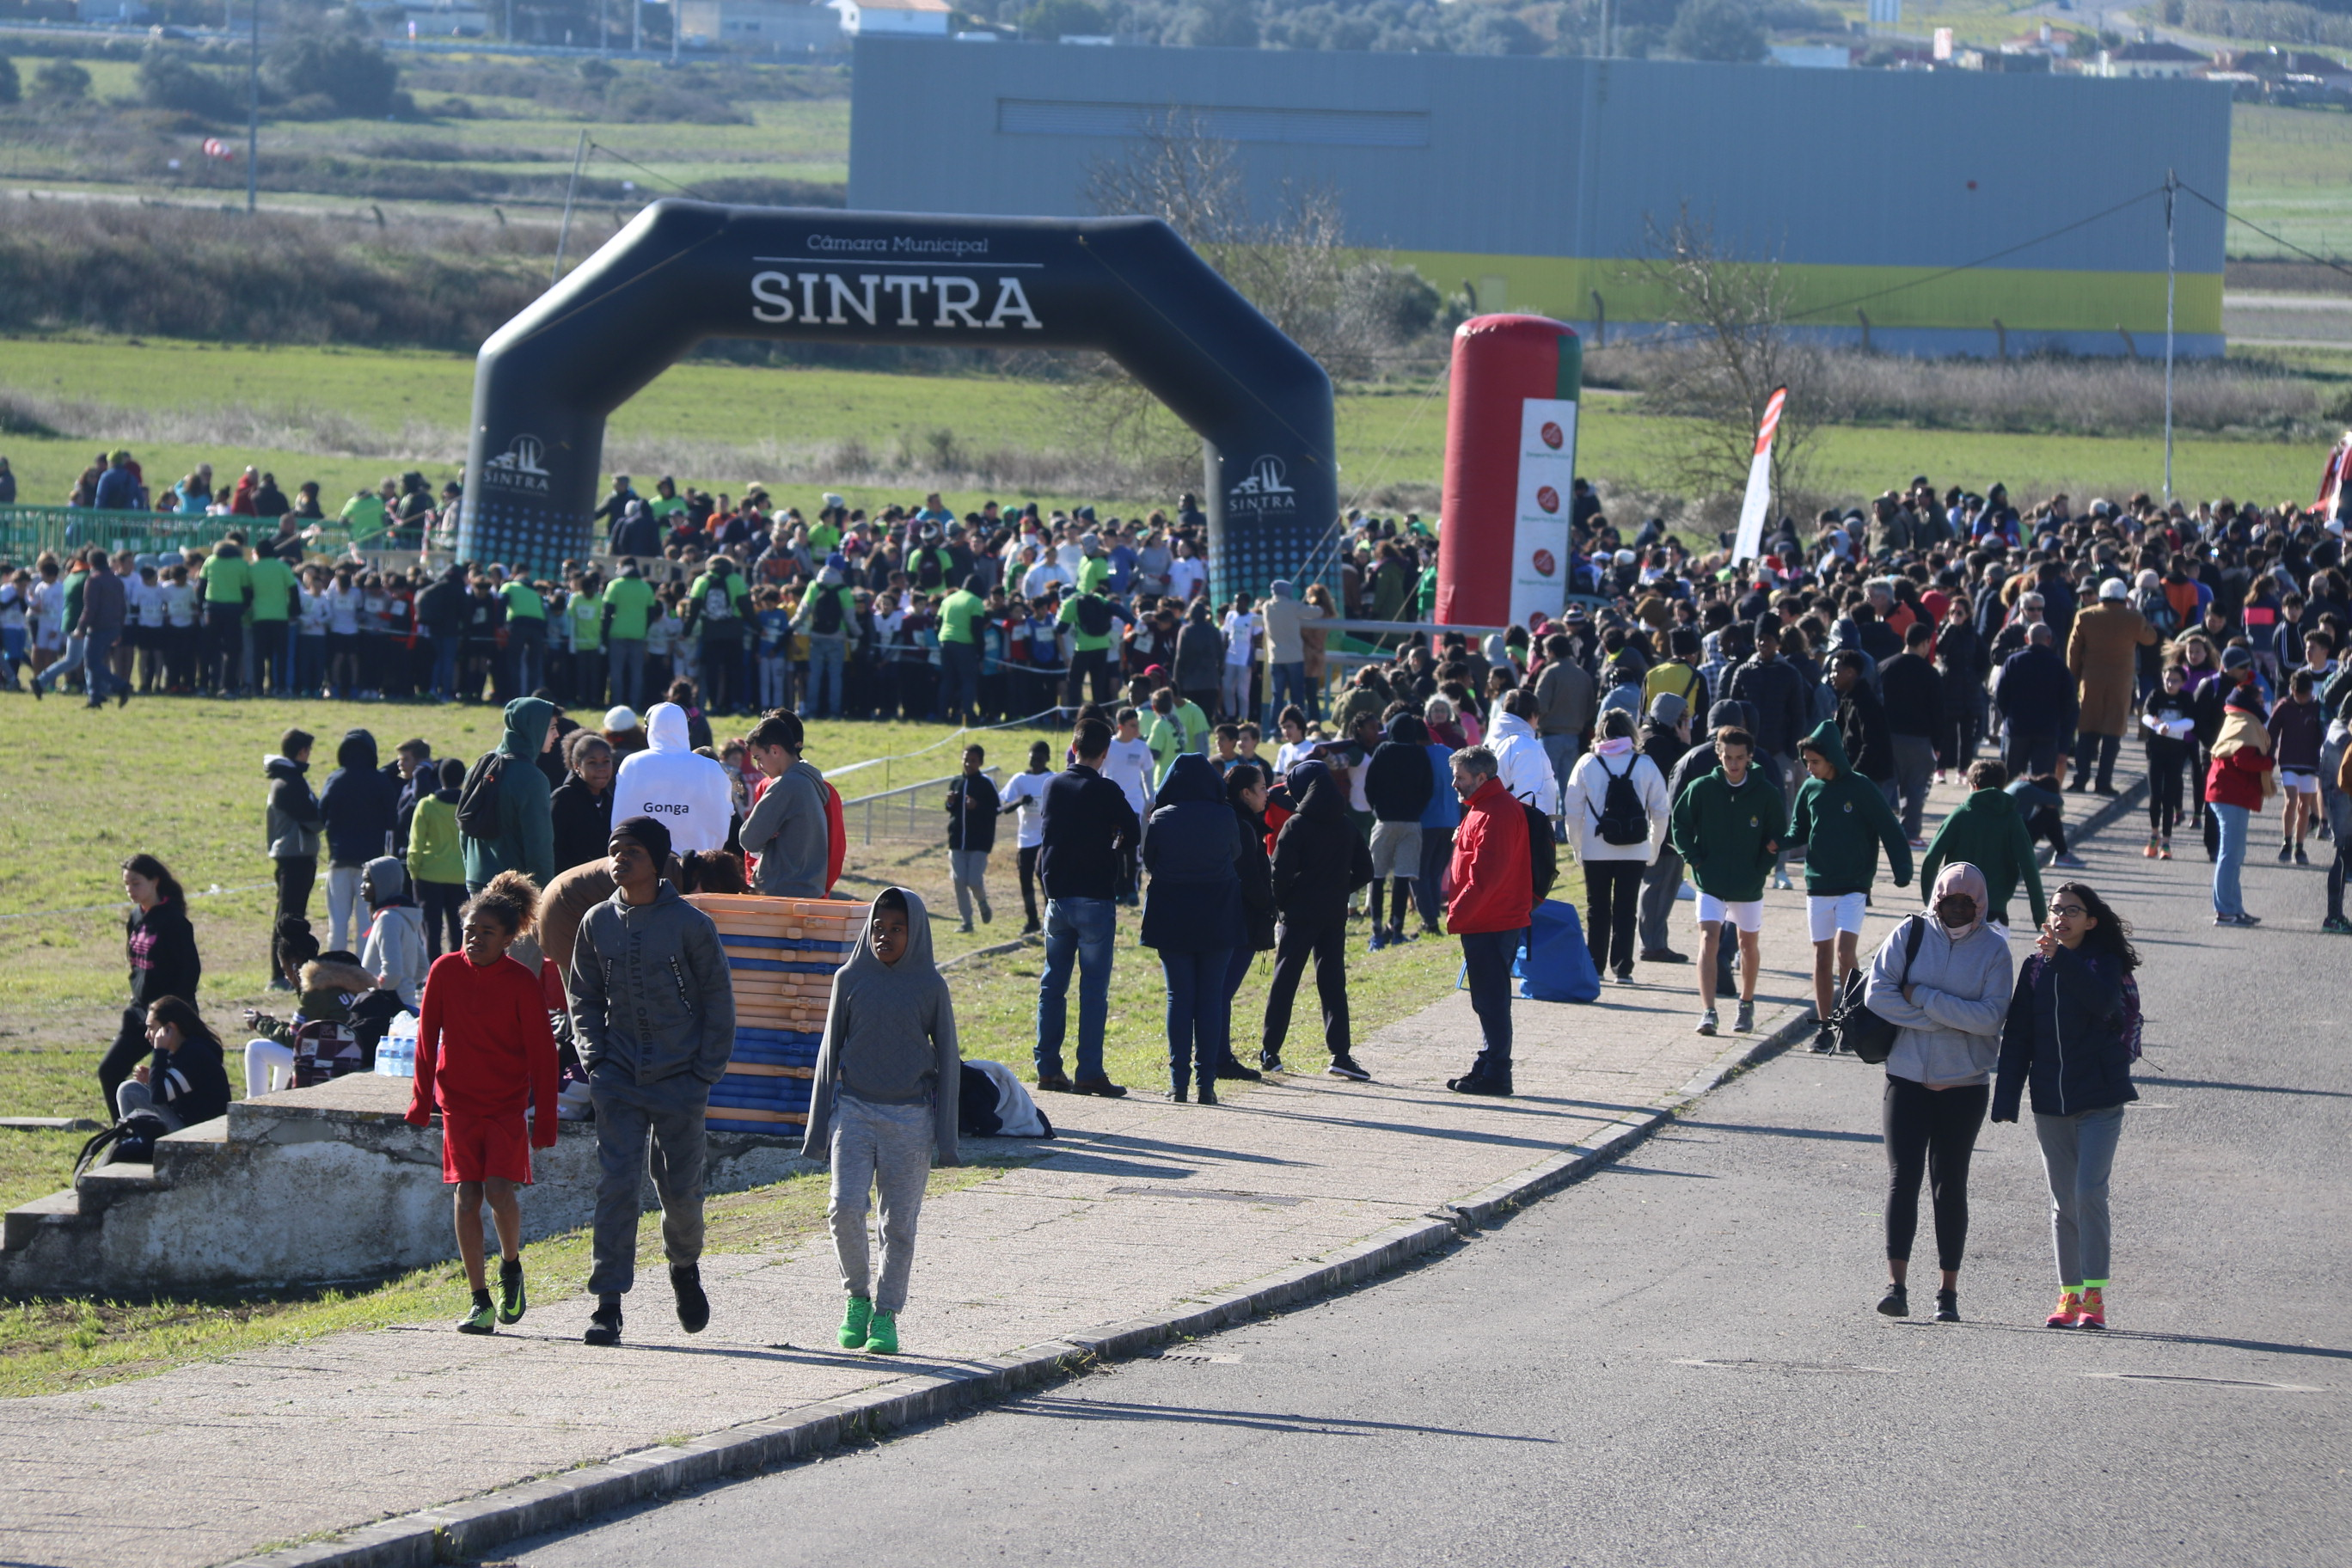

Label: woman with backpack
[1861,861,2013,1324]
[1559,709,1668,984]
[1993,880,2142,1332]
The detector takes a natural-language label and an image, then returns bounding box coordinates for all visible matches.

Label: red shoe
[2045,1290,2083,1329]
[2144,839,2159,859]
[2077,1286,2106,1331]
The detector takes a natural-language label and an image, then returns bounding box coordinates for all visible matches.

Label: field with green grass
[0,693,1498,1392]
[0,333,2329,519]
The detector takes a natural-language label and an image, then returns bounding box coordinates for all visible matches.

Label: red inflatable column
[1436,314,1583,629]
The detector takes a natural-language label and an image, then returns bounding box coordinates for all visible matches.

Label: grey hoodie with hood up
[358,855,429,1010]
[1863,861,2014,1089]
[801,887,959,1164]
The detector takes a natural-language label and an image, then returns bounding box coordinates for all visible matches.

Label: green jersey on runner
[601,573,656,640]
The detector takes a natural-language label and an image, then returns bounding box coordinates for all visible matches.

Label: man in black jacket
[1724,621,1812,773]
[1877,622,1944,842]
[417,564,470,702]
[1831,649,1899,814]
[1035,718,1139,1097]
[1994,622,2077,781]
[1261,759,1373,1078]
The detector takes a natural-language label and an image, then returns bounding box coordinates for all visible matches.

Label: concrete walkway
[0,773,2130,1568]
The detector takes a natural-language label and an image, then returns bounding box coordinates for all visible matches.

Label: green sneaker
[498,1259,527,1325]
[838,1295,873,1350]
[864,1308,900,1355]
[456,1300,497,1335]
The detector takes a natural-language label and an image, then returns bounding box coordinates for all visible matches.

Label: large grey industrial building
[848,38,2233,357]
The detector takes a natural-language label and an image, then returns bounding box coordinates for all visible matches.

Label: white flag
[1732,387,1787,565]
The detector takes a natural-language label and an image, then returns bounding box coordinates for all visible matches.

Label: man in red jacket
[1446,745,1532,1096]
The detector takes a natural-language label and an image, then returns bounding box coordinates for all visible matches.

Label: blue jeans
[1458,928,1519,1082]
[938,639,980,721]
[2211,799,2250,917]
[807,634,844,716]
[1266,661,1308,730]
[607,636,646,711]
[80,626,123,703]
[37,631,86,692]
[1159,945,1233,1093]
[1035,896,1115,1081]
[430,633,461,700]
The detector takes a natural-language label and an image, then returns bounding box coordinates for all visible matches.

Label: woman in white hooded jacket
[1483,689,1559,816]
[1861,861,2013,1325]
[1559,709,1669,983]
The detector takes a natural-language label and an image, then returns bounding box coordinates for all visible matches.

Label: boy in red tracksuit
[406,869,560,1334]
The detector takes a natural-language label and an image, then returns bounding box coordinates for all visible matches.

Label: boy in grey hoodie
[567,814,734,1348]
[803,885,959,1356]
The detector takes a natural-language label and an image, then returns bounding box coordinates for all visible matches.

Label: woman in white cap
[601,705,646,764]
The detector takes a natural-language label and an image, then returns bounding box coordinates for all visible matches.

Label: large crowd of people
[58,461,2352,1351]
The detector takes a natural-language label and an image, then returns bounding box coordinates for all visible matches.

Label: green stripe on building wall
[1393,251,2224,337]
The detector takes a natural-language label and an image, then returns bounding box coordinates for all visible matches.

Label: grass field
[0,333,2330,518]
[0,693,1505,1393]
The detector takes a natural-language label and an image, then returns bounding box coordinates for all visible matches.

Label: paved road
[508,822,2352,1567]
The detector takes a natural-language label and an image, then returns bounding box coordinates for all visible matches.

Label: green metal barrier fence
[0,506,355,565]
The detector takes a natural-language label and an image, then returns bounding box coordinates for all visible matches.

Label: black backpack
[456,751,505,840]
[810,587,844,635]
[74,1110,172,1177]
[1589,755,1651,847]
[1829,916,1926,1063]
[1075,594,1113,638]
[1522,799,1559,902]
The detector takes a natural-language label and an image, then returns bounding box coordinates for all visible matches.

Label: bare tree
[1068,111,1438,487]
[1620,207,1821,524]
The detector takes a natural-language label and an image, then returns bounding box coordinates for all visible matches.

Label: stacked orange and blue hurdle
[686,894,867,1136]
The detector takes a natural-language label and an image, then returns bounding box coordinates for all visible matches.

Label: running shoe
[1695,1009,1718,1036]
[2046,1290,2083,1329]
[865,1309,901,1355]
[497,1258,526,1324]
[839,1295,873,1349]
[1810,1022,1836,1054]
[1325,1054,1371,1081]
[1367,931,1387,952]
[1734,999,1755,1033]
[2277,842,2295,863]
[1933,1289,1961,1323]
[2144,839,2159,859]
[2159,842,2172,861]
[671,1263,709,1334]
[2321,916,2352,936]
[2295,845,2311,867]
[457,1300,497,1335]
[2077,1286,2106,1331]
[584,1299,623,1347]
[1876,1283,1908,1318]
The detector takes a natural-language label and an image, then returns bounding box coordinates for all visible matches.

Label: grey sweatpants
[2033,1104,2125,1286]
[950,848,992,928]
[114,1078,186,1131]
[587,1069,709,1296]
[828,1093,934,1314]
[1638,848,1684,954]
[1890,734,1936,841]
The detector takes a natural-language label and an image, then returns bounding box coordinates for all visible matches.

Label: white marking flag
[1732,386,1788,565]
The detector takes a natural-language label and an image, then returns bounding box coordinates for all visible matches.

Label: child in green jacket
[407,757,468,960]
[1787,719,1914,1050]
[1668,726,1785,1038]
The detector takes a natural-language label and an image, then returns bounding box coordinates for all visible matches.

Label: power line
[2176,180,2352,284]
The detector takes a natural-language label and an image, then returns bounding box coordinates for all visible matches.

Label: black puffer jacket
[1271,761,1372,928]
[1228,772,1276,953]
[1141,755,1245,952]
[1365,714,1436,824]
[1992,944,2139,1121]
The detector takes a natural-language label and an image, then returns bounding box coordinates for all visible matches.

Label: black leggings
[1367,875,1413,935]
[420,879,465,960]
[1017,845,1041,928]
[1883,1076,1989,1271]
[98,1007,150,1119]
[2026,804,2067,856]
[2146,749,2187,839]
[1583,861,1642,977]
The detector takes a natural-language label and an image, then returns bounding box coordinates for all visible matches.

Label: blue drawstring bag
[1514,898,1602,1003]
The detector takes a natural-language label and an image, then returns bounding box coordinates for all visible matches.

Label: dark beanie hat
[611,813,673,863]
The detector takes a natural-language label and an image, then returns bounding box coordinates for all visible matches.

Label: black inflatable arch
[462,201,1336,597]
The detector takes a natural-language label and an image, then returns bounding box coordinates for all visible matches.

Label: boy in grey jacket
[1861,860,2014,1324]
[740,708,832,897]
[567,814,735,1347]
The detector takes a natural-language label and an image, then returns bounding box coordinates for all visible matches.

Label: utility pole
[633,0,641,53]
[553,129,589,285]
[2164,166,2177,504]
[246,0,260,214]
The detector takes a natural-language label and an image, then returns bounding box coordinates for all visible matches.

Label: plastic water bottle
[379,1013,418,1077]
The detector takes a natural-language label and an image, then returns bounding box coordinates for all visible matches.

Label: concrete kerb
[223,780,2156,1568]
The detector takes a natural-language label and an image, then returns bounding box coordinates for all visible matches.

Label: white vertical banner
[1512,397,1578,628]
[1732,386,1788,565]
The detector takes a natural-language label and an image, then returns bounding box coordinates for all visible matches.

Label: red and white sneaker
[2077,1286,2107,1331]
[2046,1290,2083,1329]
